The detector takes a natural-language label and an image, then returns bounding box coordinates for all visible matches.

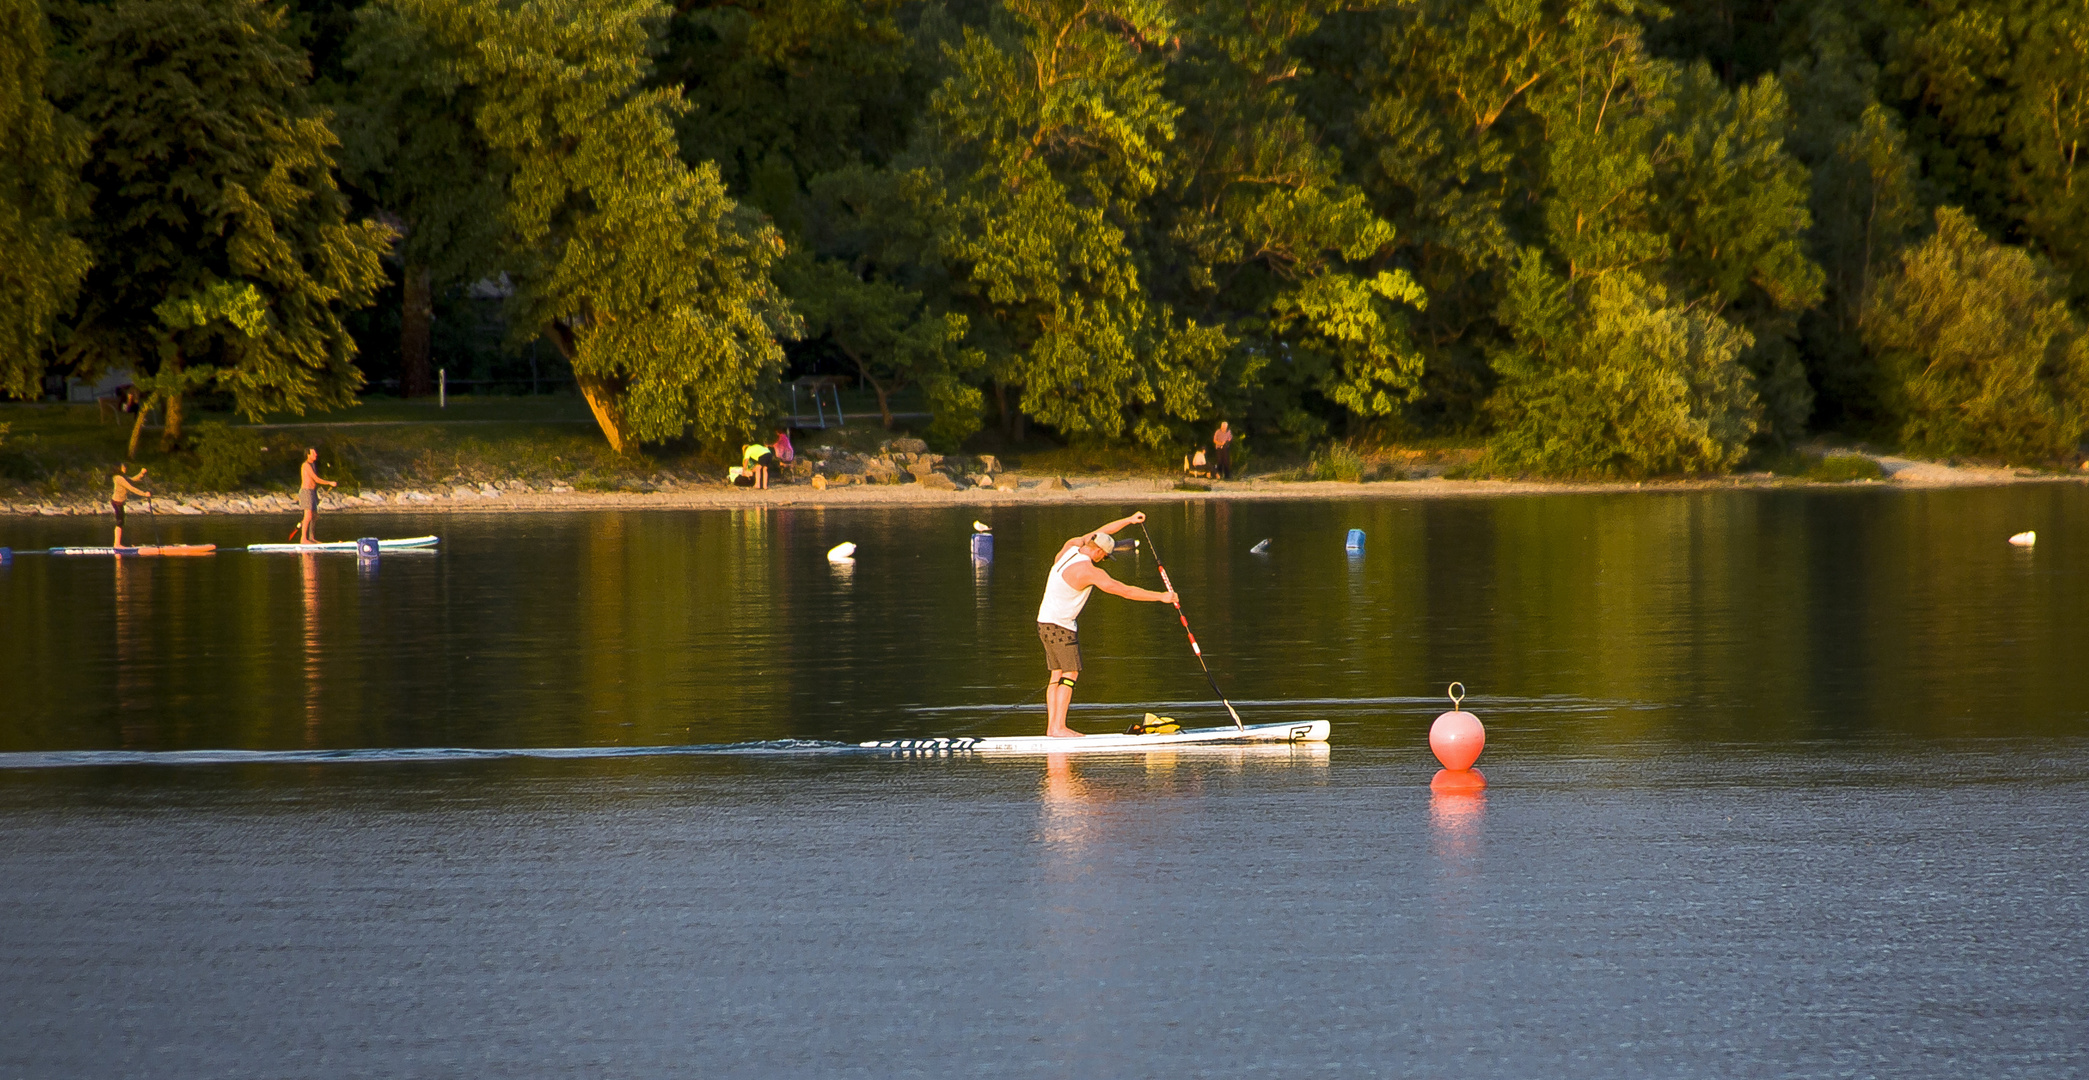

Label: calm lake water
[3,489,2086,1077]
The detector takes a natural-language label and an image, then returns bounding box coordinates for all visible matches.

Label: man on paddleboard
[110,464,151,547]
[290,448,337,544]
[1037,512,1175,737]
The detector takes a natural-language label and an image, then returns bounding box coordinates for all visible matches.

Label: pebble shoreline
[6,460,2080,518]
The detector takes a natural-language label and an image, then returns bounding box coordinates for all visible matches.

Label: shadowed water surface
[3,489,2086,1076]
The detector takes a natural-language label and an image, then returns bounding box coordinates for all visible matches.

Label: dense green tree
[778,253,979,435]
[892,0,1228,447]
[1489,257,1761,476]
[1301,0,1818,465]
[383,0,796,453]
[1862,206,2089,461]
[1889,0,2089,300]
[337,5,509,396]
[1773,8,1930,428]
[0,0,91,399]
[657,0,922,222]
[54,0,390,454]
[1151,0,1425,442]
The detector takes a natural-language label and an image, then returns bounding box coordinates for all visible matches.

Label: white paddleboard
[863,719,1330,754]
[246,536,439,553]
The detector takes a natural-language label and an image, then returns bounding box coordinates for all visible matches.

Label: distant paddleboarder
[1036,512,1175,737]
[109,464,151,547]
[289,448,337,544]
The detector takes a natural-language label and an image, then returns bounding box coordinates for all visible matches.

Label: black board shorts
[111,500,125,527]
[1038,622,1081,672]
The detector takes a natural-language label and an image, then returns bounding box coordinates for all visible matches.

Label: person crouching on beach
[740,440,778,489]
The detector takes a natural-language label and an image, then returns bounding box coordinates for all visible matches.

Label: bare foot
[1045,727,1085,738]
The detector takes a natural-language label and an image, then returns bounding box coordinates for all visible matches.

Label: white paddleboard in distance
[863,719,1331,754]
[246,536,439,553]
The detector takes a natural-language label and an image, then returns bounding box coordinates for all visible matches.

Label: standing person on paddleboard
[290,448,337,544]
[110,464,151,547]
[1036,512,1175,737]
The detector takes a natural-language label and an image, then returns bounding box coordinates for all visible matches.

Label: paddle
[146,495,163,548]
[1138,522,1244,730]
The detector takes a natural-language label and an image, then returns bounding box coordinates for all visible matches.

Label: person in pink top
[772,429,795,464]
[1211,420,1234,479]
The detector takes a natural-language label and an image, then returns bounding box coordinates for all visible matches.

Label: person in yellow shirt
[740,441,777,490]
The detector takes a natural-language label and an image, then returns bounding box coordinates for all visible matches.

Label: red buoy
[1429,682,1486,789]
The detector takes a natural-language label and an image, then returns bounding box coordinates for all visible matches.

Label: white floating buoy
[827,541,857,562]
[972,520,992,533]
[2009,531,2036,547]
[1250,538,1271,554]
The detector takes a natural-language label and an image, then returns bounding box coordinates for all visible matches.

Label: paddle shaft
[1138,523,1243,730]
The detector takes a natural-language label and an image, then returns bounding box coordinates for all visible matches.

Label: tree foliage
[54,0,390,450]
[0,0,91,399]
[1489,257,1761,476]
[1862,207,2089,461]
[378,0,796,453]
[8,0,2088,469]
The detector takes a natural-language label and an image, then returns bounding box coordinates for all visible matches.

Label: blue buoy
[0,546,10,566]
[1345,528,1364,553]
[969,532,993,561]
[356,537,380,561]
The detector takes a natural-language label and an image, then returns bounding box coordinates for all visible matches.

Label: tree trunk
[842,346,895,429]
[549,322,630,454]
[401,263,434,397]
[575,372,630,454]
[126,398,151,460]
[159,383,184,452]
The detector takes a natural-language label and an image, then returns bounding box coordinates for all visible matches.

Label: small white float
[827,541,857,562]
[2008,531,2036,547]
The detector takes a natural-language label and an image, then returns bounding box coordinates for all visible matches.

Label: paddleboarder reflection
[1035,512,1175,737]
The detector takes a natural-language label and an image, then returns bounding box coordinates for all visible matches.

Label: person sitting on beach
[728,465,757,488]
[740,441,778,490]
[110,464,151,547]
[289,448,337,544]
[1183,448,1214,479]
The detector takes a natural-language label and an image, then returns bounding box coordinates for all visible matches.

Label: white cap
[1087,533,1116,557]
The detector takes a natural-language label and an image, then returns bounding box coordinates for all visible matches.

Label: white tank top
[1036,545,1095,630]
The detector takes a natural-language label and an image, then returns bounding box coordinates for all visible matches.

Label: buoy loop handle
[1447,682,1465,710]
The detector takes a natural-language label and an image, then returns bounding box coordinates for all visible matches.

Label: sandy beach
[4,451,2081,519]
